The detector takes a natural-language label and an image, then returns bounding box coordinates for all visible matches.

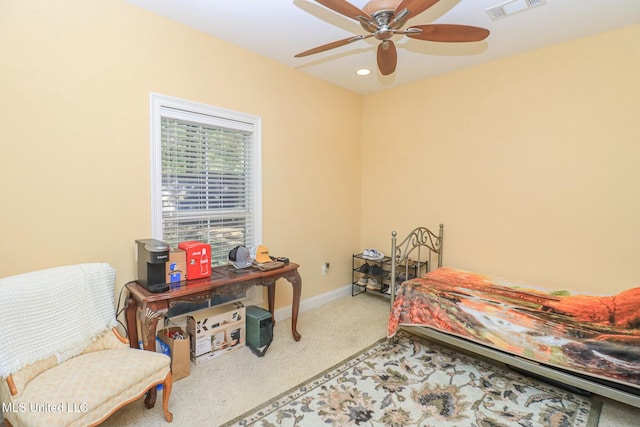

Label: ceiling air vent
[486,0,546,21]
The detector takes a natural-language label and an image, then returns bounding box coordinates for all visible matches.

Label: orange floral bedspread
[388,267,640,389]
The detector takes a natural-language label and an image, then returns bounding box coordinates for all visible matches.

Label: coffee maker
[135,238,170,293]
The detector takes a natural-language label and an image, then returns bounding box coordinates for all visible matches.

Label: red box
[178,241,211,280]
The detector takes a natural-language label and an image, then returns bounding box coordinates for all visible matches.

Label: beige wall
[1,0,362,309]
[361,25,640,293]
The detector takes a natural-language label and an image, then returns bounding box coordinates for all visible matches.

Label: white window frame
[149,93,263,306]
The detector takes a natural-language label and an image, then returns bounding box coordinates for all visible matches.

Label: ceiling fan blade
[377,40,397,76]
[314,0,372,21]
[406,24,490,42]
[394,0,440,20]
[294,35,369,58]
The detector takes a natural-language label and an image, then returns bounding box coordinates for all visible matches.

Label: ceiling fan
[295,0,490,75]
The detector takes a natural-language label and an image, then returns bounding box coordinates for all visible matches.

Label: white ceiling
[122,0,640,95]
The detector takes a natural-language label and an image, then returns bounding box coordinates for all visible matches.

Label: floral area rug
[222,331,601,427]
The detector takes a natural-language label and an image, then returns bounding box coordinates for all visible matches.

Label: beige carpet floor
[94,293,640,426]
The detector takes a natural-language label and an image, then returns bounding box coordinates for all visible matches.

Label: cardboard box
[187,302,245,365]
[178,241,211,280]
[157,327,190,381]
[166,247,187,283]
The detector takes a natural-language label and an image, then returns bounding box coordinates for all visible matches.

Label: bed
[387,224,640,408]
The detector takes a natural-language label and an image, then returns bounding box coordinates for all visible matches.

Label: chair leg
[162,371,173,423]
[143,371,173,422]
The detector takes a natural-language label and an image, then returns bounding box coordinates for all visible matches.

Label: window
[150,94,262,267]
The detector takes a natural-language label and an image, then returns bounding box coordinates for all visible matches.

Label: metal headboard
[390,224,444,307]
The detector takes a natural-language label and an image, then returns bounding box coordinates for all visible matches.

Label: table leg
[265,270,302,341]
[288,270,302,341]
[125,296,139,349]
[144,387,157,409]
[138,307,164,408]
[267,282,276,323]
[138,308,164,350]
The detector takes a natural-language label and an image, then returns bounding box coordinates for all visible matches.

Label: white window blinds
[150,94,262,267]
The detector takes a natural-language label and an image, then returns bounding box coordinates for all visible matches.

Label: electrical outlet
[321,262,330,276]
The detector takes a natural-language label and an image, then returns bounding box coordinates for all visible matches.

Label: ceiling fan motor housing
[362,0,411,37]
[370,14,395,40]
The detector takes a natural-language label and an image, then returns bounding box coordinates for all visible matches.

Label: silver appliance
[136,238,170,293]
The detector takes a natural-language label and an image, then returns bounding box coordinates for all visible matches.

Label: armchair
[0,263,173,427]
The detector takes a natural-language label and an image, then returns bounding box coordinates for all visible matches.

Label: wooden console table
[125,262,302,354]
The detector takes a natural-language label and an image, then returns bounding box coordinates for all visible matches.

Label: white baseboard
[273,284,351,323]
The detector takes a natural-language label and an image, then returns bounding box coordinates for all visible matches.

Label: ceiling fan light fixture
[362,0,402,16]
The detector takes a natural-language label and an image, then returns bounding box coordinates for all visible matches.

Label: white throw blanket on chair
[0,263,118,378]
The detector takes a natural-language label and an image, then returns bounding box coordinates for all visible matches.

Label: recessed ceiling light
[356,68,371,76]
